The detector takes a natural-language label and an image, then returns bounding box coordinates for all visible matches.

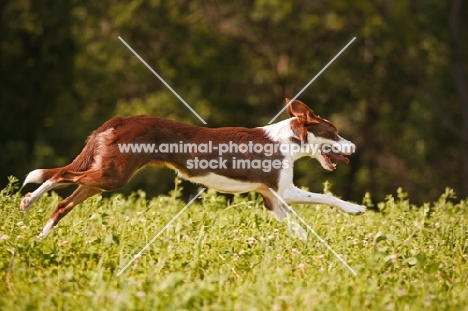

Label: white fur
[20,180,65,212]
[40,219,55,237]
[262,119,296,145]
[23,169,44,186]
[336,135,355,155]
[92,128,115,169]
[189,173,260,193]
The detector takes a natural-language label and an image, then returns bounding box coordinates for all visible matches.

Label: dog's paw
[38,219,55,238]
[283,216,307,240]
[338,202,366,215]
[20,193,32,212]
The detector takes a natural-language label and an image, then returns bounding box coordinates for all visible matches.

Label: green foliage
[1,182,467,310]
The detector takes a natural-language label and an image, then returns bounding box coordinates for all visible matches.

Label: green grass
[0,176,467,310]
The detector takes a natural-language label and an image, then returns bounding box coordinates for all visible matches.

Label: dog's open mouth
[322,151,350,170]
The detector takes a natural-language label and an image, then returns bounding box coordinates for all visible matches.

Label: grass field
[1,176,467,310]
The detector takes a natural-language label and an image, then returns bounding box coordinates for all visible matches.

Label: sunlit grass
[0,177,467,310]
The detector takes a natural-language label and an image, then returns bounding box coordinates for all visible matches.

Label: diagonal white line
[268,188,357,276]
[267,37,356,124]
[118,36,207,124]
[116,188,206,276]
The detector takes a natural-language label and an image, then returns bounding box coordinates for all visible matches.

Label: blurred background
[1,0,467,204]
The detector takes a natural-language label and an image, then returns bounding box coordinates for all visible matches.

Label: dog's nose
[337,136,355,155]
[342,142,355,155]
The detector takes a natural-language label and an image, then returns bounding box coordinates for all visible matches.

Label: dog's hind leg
[20,166,120,212]
[40,185,102,237]
[20,168,70,212]
[259,190,307,240]
[39,166,141,236]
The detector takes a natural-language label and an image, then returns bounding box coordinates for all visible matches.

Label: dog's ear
[290,118,309,142]
[286,98,320,125]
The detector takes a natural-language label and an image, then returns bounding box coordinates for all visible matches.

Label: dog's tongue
[326,152,350,164]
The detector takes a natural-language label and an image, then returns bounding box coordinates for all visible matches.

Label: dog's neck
[262,118,314,160]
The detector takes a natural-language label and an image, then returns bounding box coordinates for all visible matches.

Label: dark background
[1,0,467,204]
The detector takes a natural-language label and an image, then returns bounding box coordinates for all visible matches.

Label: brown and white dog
[21,99,366,237]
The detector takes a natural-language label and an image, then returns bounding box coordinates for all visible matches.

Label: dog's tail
[23,168,61,186]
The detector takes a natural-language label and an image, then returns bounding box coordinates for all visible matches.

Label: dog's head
[286,99,355,171]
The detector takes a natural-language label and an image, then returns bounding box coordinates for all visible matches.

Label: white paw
[20,193,32,212]
[39,219,55,238]
[338,202,366,215]
[283,217,307,240]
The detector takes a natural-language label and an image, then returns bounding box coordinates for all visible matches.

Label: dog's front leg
[282,186,366,215]
[260,191,307,240]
